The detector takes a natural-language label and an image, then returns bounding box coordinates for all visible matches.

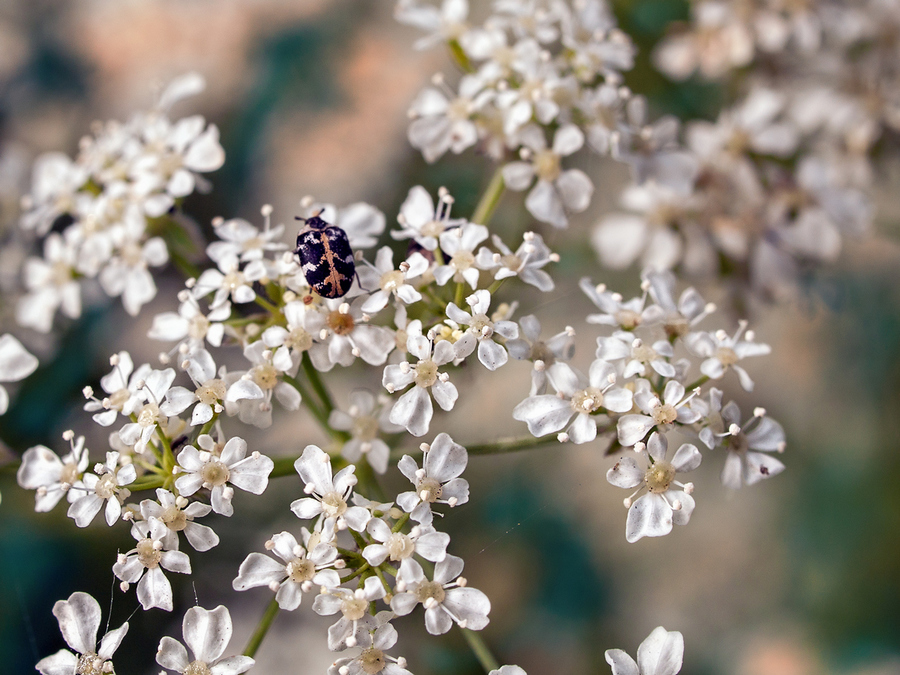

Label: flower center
[415,476,443,503]
[60,461,81,486]
[380,269,405,292]
[500,253,522,270]
[200,459,230,487]
[450,249,475,271]
[137,402,160,428]
[75,652,107,675]
[415,580,446,605]
[188,314,210,340]
[717,346,739,366]
[534,149,561,182]
[242,235,264,252]
[286,326,313,351]
[664,314,689,339]
[420,220,445,238]
[727,432,749,455]
[321,491,348,518]
[652,403,678,425]
[223,270,245,291]
[287,557,316,583]
[469,313,492,335]
[136,538,162,568]
[162,504,188,531]
[327,310,356,336]
[645,460,676,494]
[196,379,227,405]
[94,473,118,500]
[120,242,144,267]
[631,344,657,364]
[251,364,278,390]
[52,261,73,287]
[414,359,439,388]
[615,309,642,330]
[448,97,471,122]
[386,532,415,561]
[571,387,604,413]
[341,595,369,621]
[352,415,379,441]
[184,661,212,675]
[107,388,130,410]
[359,647,387,675]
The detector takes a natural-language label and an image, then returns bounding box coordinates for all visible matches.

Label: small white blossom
[328,390,403,474]
[113,520,191,611]
[291,444,371,533]
[138,488,219,552]
[327,613,413,675]
[506,315,576,396]
[156,605,254,674]
[17,433,90,512]
[447,289,519,370]
[67,450,136,527]
[393,185,465,251]
[359,247,429,315]
[0,333,38,414]
[395,432,469,524]
[617,380,701,447]
[684,321,770,391]
[314,577,387,650]
[605,626,684,675]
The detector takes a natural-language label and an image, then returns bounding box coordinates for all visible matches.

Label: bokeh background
[1,1,899,674]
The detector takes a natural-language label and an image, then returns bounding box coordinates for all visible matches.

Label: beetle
[293,212,355,298]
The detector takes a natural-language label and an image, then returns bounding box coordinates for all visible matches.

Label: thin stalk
[253,295,281,316]
[301,353,336,418]
[243,597,280,658]
[282,374,329,430]
[461,627,500,673]
[455,281,465,307]
[471,167,505,227]
[684,375,710,391]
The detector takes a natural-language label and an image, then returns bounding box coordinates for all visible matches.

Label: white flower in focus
[0,333,38,414]
[395,432,469,524]
[116,366,176,452]
[597,332,677,379]
[502,124,593,228]
[643,270,714,340]
[192,253,264,309]
[328,390,403,474]
[308,297,396,372]
[447,289,519,370]
[174,435,274,516]
[506,315,576,395]
[513,360,633,444]
[233,530,341,610]
[313,577,387,650]
[607,432,700,543]
[113,520,191,611]
[391,555,490,635]
[475,232,557,291]
[579,277,655,331]
[382,320,459,437]
[684,321,770,391]
[156,605,254,674]
[17,433,89,513]
[327,613,413,675]
[617,380,701,447]
[35,592,128,675]
[224,340,298,428]
[160,348,232,426]
[363,519,450,566]
[206,209,286,264]
[393,185,466,251]
[433,222,489,288]
[148,289,230,351]
[83,351,151,427]
[261,299,317,364]
[359,247,429,315]
[67,450,136,527]
[290,444,371,533]
[138,488,219,552]
[605,626,684,675]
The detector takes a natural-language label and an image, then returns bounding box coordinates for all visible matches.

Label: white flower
[475,231,557,292]
[67,450,136,527]
[643,270,714,340]
[138,488,219,552]
[16,233,81,333]
[0,333,38,414]
[291,444,371,533]
[233,530,341,610]
[447,289,518,370]
[693,391,786,489]
[395,0,469,50]
[224,340,299,428]
[174,435,273,516]
[313,577,387,650]
[327,614,413,675]
[261,300,317,363]
[580,277,654,331]
[506,315,576,395]
[156,605,254,675]
[382,320,459,437]
[433,222,490,288]
[502,124,593,228]
[160,348,237,426]
[513,360,633,444]
[359,247,429,315]
[617,380,701,447]
[20,152,87,235]
[17,433,90,512]
[148,290,230,351]
[308,297,396,372]
[192,253,265,309]
[116,366,177,452]
[328,390,403,474]
[684,321,770,391]
[391,555,490,635]
[392,185,465,251]
[35,592,128,675]
[407,74,489,162]
[113,520,191,611]
[605,626,684,675]
[607,432,700,542]
[206,209,287,264]
[597,332,677,379]
[395,432,469,524]
[363,519,450,566]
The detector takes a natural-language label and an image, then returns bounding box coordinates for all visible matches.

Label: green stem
[453,435,552,458]
[301,352,336,418]
[455,281,465,307]
[461,627,500,673]
[243,597,280,658]
[269,455,300,478]
[391,512,411,533]
[471,167,505,227]
[684,375,710,391]
[254,294,282,316]
[282,374,329,430]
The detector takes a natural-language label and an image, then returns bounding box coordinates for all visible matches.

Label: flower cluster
[16,73,224,331]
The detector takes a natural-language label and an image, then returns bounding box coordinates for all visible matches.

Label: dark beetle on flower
[294,212,355,298]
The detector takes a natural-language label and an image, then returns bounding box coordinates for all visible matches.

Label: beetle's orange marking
[318,232,348,293]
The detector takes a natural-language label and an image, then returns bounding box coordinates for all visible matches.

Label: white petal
[625,494,673,543]
[636,626,684,675]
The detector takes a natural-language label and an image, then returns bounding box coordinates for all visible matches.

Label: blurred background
[1,0,899,674]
